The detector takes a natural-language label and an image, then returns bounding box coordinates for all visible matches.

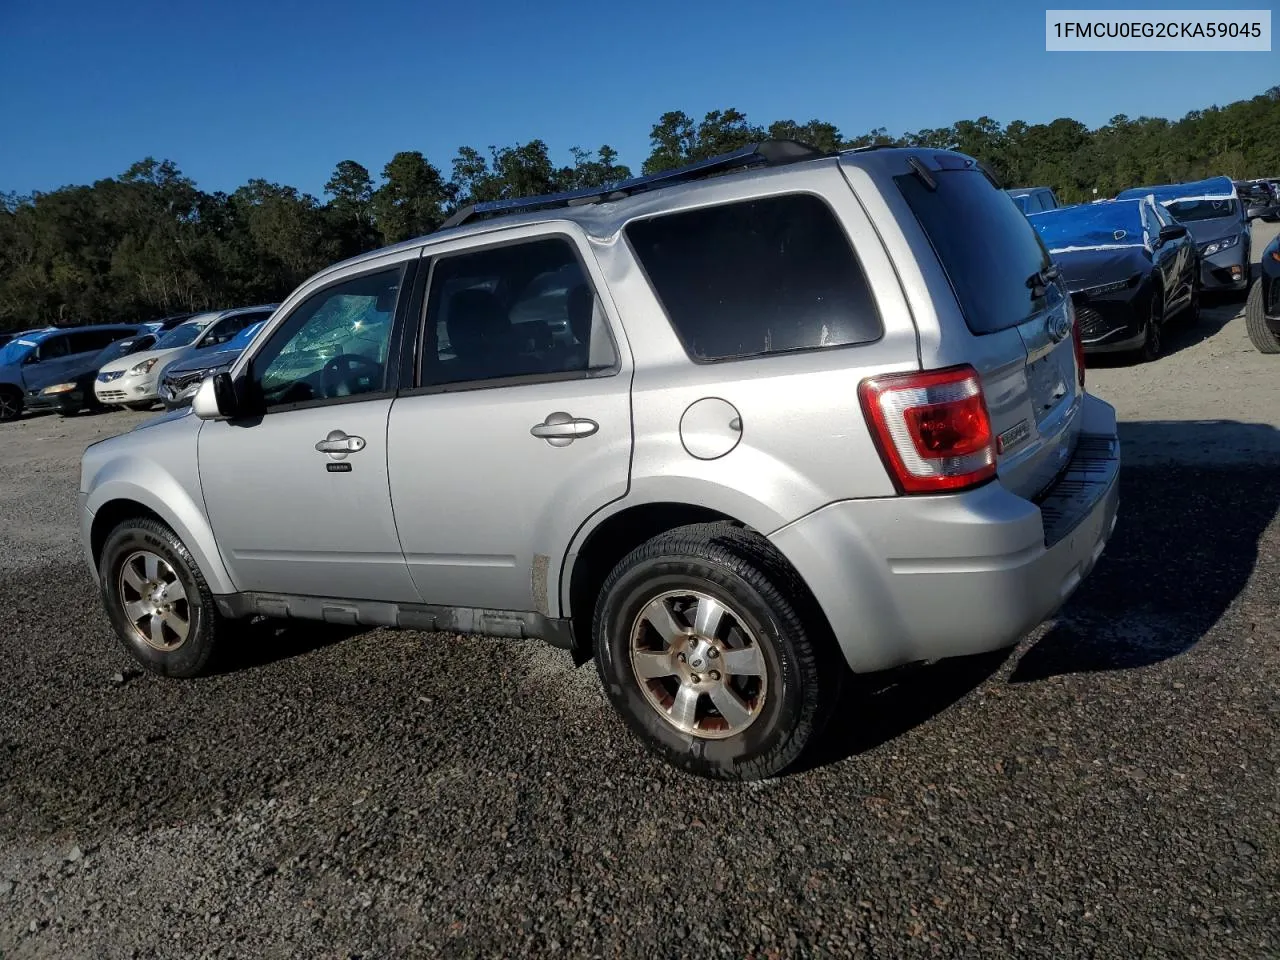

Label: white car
[94,306,276,410]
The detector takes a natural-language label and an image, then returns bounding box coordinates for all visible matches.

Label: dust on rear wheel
[593,523,841,781]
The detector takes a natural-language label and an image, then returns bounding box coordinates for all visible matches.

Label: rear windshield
[1165,198,1238,222]
[896,168,1052,335]
[625,193,883,362]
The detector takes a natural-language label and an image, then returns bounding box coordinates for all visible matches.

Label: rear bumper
[770,393,1120,674]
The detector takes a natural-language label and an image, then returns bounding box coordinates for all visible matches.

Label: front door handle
[315,430,366,458]
[530,412,598,447]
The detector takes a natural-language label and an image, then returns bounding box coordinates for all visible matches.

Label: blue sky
[1,0,1274,197]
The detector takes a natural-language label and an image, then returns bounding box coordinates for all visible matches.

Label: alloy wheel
[118,550,191,651]
[628,589,768,739]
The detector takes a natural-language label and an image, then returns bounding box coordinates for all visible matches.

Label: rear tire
[0,388,21,422]
[593,522,843,781]
[1245,278,1280,354]
[99,517,226,678]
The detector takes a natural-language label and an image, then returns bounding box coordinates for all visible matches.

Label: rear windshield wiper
[1025,264,1060,298]
[906,156,937,191]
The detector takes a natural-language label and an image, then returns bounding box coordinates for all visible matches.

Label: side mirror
[1158,224,1187,243]
[192,372,239,420]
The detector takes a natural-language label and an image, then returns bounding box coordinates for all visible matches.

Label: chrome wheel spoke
[639,597,686,645]
[692,596,725,640]
[708,684,753,729]
[721,644,764,678]
[629,588,769,741]
[162,610,190,643]
[633,650,676,680]
[118,550,190,653]
[669,683,700,730]
[122,564,146,593]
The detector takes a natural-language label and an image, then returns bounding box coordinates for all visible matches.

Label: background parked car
[160,320,268,409]
[1006,186,1061,214]
[140,312,198,335]
[0,326,56,349]
[1028,196,1198,361]
[25,332,159,416]
[0,325,142,421]
[1236,179,1280,222]
[1245,231,1280,353]
[94,305,277,410]
[1116,176,1250,295]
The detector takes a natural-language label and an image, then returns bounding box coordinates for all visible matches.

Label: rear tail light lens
[1068,297,1085,388]
[858,365,996,494]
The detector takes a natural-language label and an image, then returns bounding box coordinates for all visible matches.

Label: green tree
[373,151,452,244]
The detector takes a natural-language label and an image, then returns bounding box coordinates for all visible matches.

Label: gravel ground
[1,225,1277,959]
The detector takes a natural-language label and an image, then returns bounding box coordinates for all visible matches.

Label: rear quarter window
[624,193,883,362]
[896,168,1052,335]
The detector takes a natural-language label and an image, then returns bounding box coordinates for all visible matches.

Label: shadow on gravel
[211,617,368,674]
[795,649,1012,772]
[1013,419,1280,682]
[1083,296,1242,368]
[799,419,1280,771]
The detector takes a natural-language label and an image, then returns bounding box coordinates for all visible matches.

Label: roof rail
[438,139,830,231]
[840,143,902,154]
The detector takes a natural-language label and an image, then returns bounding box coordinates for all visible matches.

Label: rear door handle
[530,412,598,446]
[315,430,366,458]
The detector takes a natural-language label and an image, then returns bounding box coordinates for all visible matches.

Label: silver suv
[79,143,1120,780]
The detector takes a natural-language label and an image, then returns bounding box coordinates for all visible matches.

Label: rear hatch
[892,155,1083,500]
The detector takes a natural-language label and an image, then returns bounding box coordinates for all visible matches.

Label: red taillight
[858,365,997,494]
[1069,298,1086,388]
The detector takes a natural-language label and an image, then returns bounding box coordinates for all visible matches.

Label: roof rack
[438,139,829,231]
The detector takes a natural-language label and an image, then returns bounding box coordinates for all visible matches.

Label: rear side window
[625,193,883,362]
[897,168,1052,335]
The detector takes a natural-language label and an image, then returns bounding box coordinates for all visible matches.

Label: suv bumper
[769,394,1120,674]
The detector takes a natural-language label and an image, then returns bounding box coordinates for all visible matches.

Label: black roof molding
[438,139,830,231]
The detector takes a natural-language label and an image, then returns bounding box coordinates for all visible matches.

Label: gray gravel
[1,227,1278,958]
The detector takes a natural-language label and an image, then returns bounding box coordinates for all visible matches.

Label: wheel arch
[559,486,821,656]
[85,477,236,595]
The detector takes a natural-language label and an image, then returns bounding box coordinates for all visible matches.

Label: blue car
[0,325,144,421]
[1116,176,1251,295]
[159,320,268,410]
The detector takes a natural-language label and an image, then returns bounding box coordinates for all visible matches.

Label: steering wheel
[321,353,383,398]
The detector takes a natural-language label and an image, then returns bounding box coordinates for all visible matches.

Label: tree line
[3,87,1278,330]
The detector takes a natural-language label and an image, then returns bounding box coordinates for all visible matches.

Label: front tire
[593,523,842,781]
[1245,279,1280,354]
[99,517,226,678]
[1138,288,1165,363]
